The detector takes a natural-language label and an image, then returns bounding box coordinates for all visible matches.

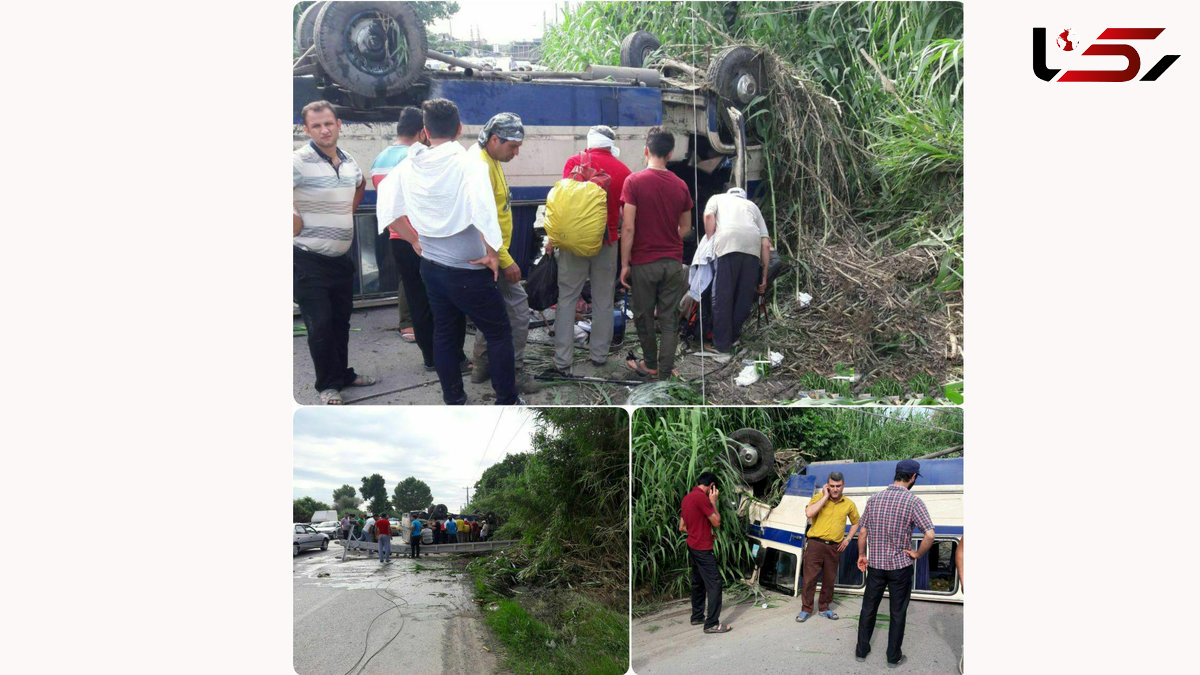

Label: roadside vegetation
[543,2,964,400]
[631,406,962,609]
[464,408,630,675]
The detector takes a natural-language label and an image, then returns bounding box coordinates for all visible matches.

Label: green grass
[468,564,628,675]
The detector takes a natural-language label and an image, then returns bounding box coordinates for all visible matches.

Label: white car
[294,523,329,556]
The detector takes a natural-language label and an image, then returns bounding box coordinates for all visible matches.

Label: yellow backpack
[544,153,609,257]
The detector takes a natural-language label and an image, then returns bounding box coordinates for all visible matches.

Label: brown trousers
[801,539,840,613]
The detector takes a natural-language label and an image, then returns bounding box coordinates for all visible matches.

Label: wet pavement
[633,592,962,674]
[293,546,498,675]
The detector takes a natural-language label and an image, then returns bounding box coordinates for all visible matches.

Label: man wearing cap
[796,471,861,623]
[702,186,772,355]
[854,459,936,668]
[469,112,542,394]
[375,98,519,405]
[547,125,633,375]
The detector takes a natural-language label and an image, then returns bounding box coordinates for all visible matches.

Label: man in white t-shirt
[702,187,772,353]
[364,515,376,543]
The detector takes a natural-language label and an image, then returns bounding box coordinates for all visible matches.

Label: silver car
[313,520,341,538]
[294,523,329,556]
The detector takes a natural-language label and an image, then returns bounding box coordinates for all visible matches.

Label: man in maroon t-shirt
[620,126,693,380]
[679,471,731,633]
[549,126,633,375]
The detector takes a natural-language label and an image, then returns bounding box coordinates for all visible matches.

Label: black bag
[526,254,559,311]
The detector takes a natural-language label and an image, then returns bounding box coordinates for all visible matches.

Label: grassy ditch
[466,558,628,675]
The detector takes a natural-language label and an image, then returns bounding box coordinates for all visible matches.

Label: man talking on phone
[679,471,731,634]
[796,471,860,623]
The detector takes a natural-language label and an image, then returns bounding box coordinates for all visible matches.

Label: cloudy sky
[294,407,537,512]
[428,0,572,43]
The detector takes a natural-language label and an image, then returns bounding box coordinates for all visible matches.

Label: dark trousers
[688,546,722,629]
[856,565,914,663]
[630,258,687,377]
[420,259,518,405]
[294,247,358,392]
[801,539,840,613]
[712,252,761,352]
[391,238,468,367]
[410,535,421,558]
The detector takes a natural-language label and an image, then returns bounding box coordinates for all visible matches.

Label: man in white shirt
[702,187,772,353]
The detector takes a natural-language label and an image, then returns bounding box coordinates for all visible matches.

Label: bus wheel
[708,45,764,106]
[620,30,661,68]
[313,1,428,98]
[294,2,325,54]
[726,428,775,485]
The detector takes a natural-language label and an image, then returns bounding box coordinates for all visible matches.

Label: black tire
[293,544,299,557]
[620,30,661,68]
[321,539,328,551]
[295,2,325,54]
[314,1,428,98]
[726,428,774,485]
[707,45,765,106]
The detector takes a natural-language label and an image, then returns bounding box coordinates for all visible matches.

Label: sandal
[819,610,839,620]
[400,328,416,343]
[624,352,657,377]
[319,389,343,405]
[795,611,812,623]
[690,619,704,626]
[347,374,377,387]
[703,623,733,634]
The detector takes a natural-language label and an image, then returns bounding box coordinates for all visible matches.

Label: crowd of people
[293,98,775,404]
[335,512,492,564]
[680,460,955,668]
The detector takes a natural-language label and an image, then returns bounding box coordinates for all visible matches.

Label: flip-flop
[703,624,733,634]
[347,375,377,387]
[689,619,704,626]
[319,389,343,405]
[400,328,416,343]
[624,352,657,377]
[795,611,812,623]
[819,610,839,620]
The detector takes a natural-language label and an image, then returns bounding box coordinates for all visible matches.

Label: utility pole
[463,486,471,506]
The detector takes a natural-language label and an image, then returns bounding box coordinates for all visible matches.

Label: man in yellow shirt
[471,113,542,394]
[797,471,860,622]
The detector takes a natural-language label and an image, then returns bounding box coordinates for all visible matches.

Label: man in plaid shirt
[853,459,936,668]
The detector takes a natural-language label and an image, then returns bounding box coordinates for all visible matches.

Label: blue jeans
[378,535,391,562]
[420,259,518,404]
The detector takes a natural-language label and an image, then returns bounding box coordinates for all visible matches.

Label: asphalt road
[293,546,499,675]
[633,591,962,674]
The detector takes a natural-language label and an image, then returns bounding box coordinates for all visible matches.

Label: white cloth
[375,141,502,250]
[586,129,620,157]
[704,191,769,259]
[687,234,719,302]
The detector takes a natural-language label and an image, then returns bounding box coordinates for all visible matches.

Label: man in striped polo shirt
[293,100,376,404]
[854,459,936,668]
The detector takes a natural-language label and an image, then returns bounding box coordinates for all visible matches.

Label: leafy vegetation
[632,406,962,602]
[292,496,331,523]
[391,476,434,513]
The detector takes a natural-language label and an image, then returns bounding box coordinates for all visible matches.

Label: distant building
[509,39,542,63]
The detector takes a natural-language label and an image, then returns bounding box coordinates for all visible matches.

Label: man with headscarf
[702,186,772,356]
[375,99,520,405]
[547,125,633,376]
[468,113,541,394]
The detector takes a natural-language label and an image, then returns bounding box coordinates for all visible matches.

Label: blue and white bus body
[293,73,763,302]
[745,457,963,604]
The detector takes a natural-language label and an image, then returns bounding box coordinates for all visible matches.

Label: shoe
[887,655,906,668]
[470,358,490,383]
[855,648,870,663]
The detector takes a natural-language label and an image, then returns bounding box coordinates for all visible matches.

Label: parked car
[313,520,341,538]
[294,523,329,557]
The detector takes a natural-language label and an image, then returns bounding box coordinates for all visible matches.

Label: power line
[476,408,505,471]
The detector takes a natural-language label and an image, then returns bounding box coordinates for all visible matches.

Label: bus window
[836,537,864,588]
[759,548,798,595]
[912,538,959,594]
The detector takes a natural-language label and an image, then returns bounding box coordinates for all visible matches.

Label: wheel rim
[343,9,409,77]
[734,72,758,103]
[738,443,759,467]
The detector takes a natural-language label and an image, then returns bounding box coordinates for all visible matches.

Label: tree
[392,477,434,513]
[333,484,357,501]
[332,484,358,512]
[293,497,331,524]
[360,474,390,516]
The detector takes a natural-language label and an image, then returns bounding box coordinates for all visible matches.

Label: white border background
[2,1,1198,672]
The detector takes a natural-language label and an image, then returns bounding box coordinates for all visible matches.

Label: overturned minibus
[293,2,765,303]
[744,457,963,604]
